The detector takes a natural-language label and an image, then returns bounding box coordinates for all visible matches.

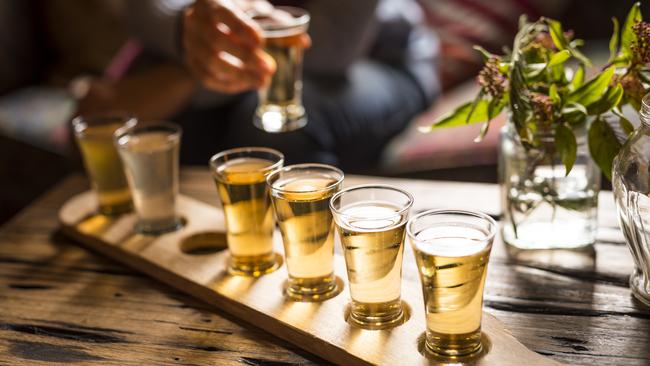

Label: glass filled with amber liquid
[253,7,310,133]
[114,121,183,235]
[407,209,496,360]
[330,185,413,329]
[72,114,135,215]
[267,164,344,301]
[210,147,284,276]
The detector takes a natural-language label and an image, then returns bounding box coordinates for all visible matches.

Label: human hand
[182,0,276,94]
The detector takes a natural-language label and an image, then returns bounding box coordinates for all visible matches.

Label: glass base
[253,105,307,133]
[502,223,595,250]
[135,217,184,236]
[285,275,341,302]
[347,299,406,330]
[228,253,282,277]
[425,329,483,359]
[630,271,650,307]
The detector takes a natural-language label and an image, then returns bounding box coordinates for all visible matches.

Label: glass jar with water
[499,122,600,250]
[613,94,650,306]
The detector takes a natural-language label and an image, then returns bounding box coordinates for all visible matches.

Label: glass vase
[499,122,600,249]
[613,95,650,306]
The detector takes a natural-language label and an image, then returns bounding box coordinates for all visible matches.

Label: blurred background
[0,0,639,224]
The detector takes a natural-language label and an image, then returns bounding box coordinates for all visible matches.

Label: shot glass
[72,114,135,215]
[252,6,310,133]
[330,185,413,329]
[407,209,496,359]
[210,147,284,277]
[114,121,182,235]
[268,164,344,301]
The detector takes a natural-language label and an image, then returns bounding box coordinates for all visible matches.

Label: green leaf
[570,65,585,91]
[612,108,635,135]
[474,122,491,142]
[555,124,577,175]
[422,97,504,131]
[525,63,547,78]
[621,2,642,57]
[608,17,620,63]
[567,66,616,107]
[473,45,495,60]
[639,69,650,84]
[561,102,588,125]
[587,84,624,115]
[509,60,533,143]
[498,62,511,74]
[549,84,560,105]
[546,19,592,66]
[620,117,635,136]
[548,50,571,68]
[588,118,623,180]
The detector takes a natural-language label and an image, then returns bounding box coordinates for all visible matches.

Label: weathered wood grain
[57,190,560,366]
[0,168,649,365]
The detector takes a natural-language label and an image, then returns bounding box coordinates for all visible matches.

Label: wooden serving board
[59,191,561,366]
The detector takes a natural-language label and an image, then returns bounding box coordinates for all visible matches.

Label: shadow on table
[501,243,597,308]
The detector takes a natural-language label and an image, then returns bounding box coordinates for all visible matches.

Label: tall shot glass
[210,147,284,277]
[114,121,182,235]
[253,6,310,133]
[407,209,496,359]
[330,185,413,329]
[268,164,344,301]
[72,114,135,215]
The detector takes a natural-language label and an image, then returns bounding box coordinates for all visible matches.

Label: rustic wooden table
[1,168,649,365]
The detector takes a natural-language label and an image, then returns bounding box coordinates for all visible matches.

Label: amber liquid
[76,123,132,215]
[271,177,340,300]
[214,157,279,276]
[336,202,406,329]
[255,30,306,131]
[412,226,491,358]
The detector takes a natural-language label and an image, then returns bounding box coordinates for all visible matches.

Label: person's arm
[77,63,197,120]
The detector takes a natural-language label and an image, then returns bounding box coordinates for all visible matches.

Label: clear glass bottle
[613,95,650,306]
[499,122,600,249]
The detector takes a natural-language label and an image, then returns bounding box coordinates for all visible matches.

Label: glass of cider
[114,121,183,235]
[267,164,344,301]
[72,114,135,215]
[407,209,496,360]
[252,6,310,133]
[210,147,284,277]
[330,185,413,329]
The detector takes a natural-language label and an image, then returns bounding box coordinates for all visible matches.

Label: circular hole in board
[180,232,228,255]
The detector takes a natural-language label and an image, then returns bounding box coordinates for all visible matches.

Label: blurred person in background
[0,0,627,170]
[79,0,440,170]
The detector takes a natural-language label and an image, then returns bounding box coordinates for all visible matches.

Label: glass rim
[72,112,137,136]
[267,163,344,194]
[113,120,182,146]
[406,208,498,244]
[642,93,650,123]
[253,6,310,35]
[329,184,414,221]
[209,146,284,174]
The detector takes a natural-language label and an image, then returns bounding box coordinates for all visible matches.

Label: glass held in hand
[252,6,310,133]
